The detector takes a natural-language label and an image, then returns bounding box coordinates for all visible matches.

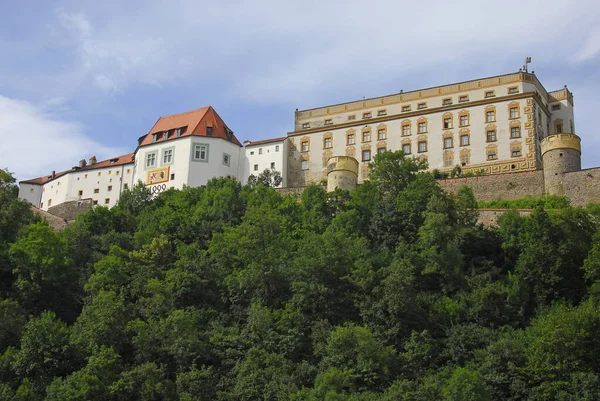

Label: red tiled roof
[139,106,241,147]
[20,153,135,185]
[244,136,286,147]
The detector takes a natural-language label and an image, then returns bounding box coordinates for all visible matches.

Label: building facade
[18,70,581,213]
[242,137,287,187]
[286,72,575,186]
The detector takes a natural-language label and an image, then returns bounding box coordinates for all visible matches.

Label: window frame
[301,160,308,170]
[362,149,371,162]
[191,143,210,163]
[301,140,310,152]
[402,143,412,155]
[418,141,428,153]
[460,134,470,146]
[486,130,497,142]
[362,130,371,143]
[223,153,231,166]
[443,137,454,149]
[145,151,157,169]
[347,132,356,145]
[161,146,175,166]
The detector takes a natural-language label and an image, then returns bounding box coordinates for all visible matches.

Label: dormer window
[163,131,169,140]
[152,134,158,143]
[175,128,182,137]
[206,126,213,136]
[225,128,233,140]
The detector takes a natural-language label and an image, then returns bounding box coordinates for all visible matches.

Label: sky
[1,0,599,181]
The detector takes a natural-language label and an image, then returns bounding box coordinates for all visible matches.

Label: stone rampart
[439,170,545,201]
[562,167,600,206]
[47,198,94,221]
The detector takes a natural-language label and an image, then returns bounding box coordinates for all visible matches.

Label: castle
[18,70,598,215]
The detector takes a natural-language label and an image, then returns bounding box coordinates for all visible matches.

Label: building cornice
[295,72,551,122]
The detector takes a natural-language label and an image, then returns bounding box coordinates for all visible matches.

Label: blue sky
[1,0,599,180]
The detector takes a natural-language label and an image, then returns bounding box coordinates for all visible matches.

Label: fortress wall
[47,198,94,221]
[562,167,600,206]
[439,170,545,201]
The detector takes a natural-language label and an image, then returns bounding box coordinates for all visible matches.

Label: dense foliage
[1,154,600,401]
[478,195,571,210]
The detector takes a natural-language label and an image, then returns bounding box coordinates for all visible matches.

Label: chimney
[52,171,56,179]
[79,159,87,168]
[89,156,97,165]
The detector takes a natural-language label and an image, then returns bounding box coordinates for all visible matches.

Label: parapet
[326,156,359,175]
[326,156,359,192]
[541,134,581,155]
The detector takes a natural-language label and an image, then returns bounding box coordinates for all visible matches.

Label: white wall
[242,140,287,186]
[18,183,43,207]
[133,136,243,194]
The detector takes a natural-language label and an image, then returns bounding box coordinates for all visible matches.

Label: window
[171,173,175,180]
[223,153,231,166]
[556,123,563,133]
[347,133,355,145]
[460,115,469,127]
[348,115,356,121]
[552,104,561,111]
[193,144,208,161]
[377,109,387,116]
[485,91,495,98]
[444,153,454,167]
[301,141,309,152]
[510,107,519,119]
[487,130,497,142]
[98,172,101,176]
[48,199,52,207]
[301,160,308,169]
[126,169,130,174]
[94,188,99,194]
[105,198,110,204]
[461,152,470,166]
[146,152,157,168]
[418,141,427,153]
[443,98,452,106]
[324,137,332,148]
[271,162,276,169]
[487,149,497,160]
[377,128,386,140]
[508,87,519,94]
[417,103,427,110]
[363,112,372,119]
[403,144,411,154]
[443,118,453,129]
[163,131,169,140]
[377,147,386,154]
[93,200,98,206]
[511,145,522,157]
[460,134,470,146]
[486,110,495,122]
[362,131,371,142]
[84,174,88,178]
[302,123,310,129]
[459,95,469,102]
[402,105,411,112]
[511,127,521,138]
[324,119,333,125]
[259,148,263,155]
[163,149,173,164]
[175,128,182,137]
[275,145,280,152]
[402,124,411,136]
[254,164,258,171]
[444,137,453,149]
[124,183,129,190]
[108,170,112,175]
[362,150,371,162]
[77,190,83,196]
[107,185,112,191]
[152,134,158,143]
[116,171,119,176]
[418,122,427,133]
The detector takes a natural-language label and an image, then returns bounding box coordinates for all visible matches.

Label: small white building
[241,137,287,187]
[132,106,243,194]
[18,154,135,211]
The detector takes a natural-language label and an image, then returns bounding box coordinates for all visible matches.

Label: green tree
[367,150,427,197]
[442,366,490,401]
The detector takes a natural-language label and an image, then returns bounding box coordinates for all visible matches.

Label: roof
[244,136,286,147]
[139,106,242,147]
[20,153,135,185]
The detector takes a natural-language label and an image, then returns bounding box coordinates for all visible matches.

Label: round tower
[541,133,581,195]
[326,156,359,192]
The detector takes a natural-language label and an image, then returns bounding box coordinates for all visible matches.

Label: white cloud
[0,95,126,181]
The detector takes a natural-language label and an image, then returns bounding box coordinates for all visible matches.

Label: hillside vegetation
[2,152,600,401]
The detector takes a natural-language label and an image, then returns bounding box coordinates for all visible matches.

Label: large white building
[18,70,578,213]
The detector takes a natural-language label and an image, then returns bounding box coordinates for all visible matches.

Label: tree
[442,366,490,401]
[367,150,427,197]
[247,168,283,188]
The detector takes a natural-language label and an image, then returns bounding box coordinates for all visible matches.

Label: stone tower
[541,133,581,195]
[326,156,359,192]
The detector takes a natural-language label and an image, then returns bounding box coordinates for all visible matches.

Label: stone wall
[562,167,600,206]
[477,208,533,227]
[47,198,94,221]
[439,170,545,201]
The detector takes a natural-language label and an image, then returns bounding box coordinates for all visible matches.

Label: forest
[1,151,600,401]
